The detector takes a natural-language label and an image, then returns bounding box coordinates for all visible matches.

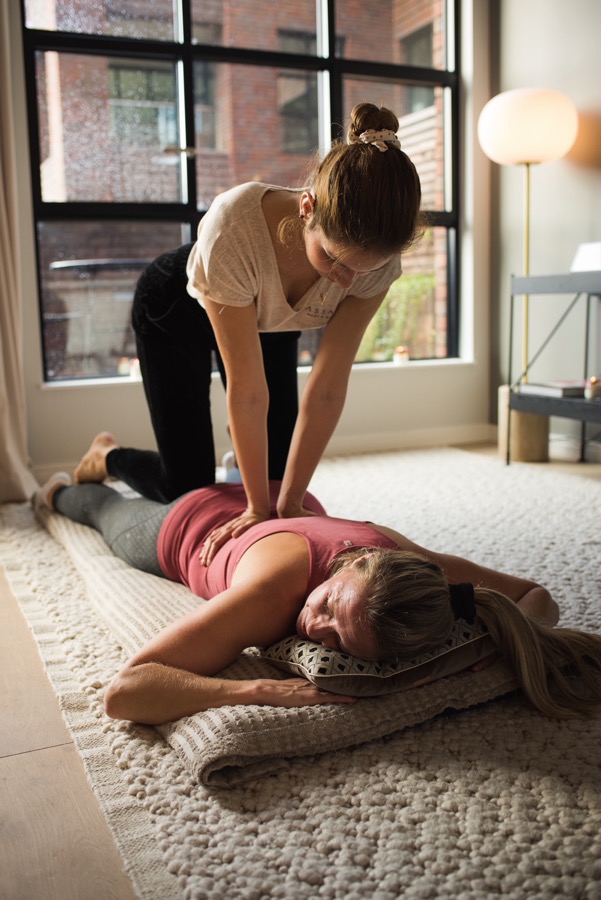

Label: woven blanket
[1,448,599,899]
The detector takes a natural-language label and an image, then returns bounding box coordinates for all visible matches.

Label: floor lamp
[477,88,578,461]
[477,87,579,381]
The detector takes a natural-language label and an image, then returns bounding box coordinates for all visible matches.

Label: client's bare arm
[104,663,354,725]
[104,534,355,724]
[371,523,559,625]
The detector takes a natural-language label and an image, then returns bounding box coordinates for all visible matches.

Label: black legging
[105,244,301,502]
[54,483,175,577]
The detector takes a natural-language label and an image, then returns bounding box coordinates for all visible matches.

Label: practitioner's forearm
[277,382,346,515]
[227,390,271,517]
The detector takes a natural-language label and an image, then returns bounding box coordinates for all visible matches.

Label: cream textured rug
[1,448,599,899]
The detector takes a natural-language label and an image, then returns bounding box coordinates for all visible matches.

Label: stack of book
[517,380,586,398]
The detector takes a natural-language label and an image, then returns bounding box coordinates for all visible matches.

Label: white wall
[10,1,495,481]
[489,0,601,436]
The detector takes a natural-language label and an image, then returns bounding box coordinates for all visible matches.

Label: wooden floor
[0,563,138,900]
[1,443,598,900]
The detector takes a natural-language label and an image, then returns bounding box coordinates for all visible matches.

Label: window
[402,25,436,113]
[21,0,459,381]
[109,64,178,147]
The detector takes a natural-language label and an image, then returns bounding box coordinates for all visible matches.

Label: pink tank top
[157,483,397,598]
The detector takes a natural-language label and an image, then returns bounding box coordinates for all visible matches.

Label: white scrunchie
[348,128,402,153]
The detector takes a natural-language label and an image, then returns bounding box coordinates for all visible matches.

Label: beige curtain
[0,0,38,502]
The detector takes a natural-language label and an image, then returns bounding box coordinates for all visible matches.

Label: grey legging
[54,483,178,577]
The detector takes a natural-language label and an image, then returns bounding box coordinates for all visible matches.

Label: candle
[393,346,410,365]
[584,376,600,399]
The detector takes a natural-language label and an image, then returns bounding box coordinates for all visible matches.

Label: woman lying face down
[34,470,600,726]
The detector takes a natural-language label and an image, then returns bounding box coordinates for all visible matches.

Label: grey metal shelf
[511,271,601,297]
[506,270,601,464]
[510,393,600,423]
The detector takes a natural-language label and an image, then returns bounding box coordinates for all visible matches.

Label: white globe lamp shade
[477,88,578,165]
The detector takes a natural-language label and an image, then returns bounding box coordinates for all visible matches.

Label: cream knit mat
[1,448,599,899]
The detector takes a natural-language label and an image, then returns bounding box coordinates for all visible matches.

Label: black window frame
[19,0,461,379]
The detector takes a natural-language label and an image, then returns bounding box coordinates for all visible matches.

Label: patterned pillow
[259,619,496,697]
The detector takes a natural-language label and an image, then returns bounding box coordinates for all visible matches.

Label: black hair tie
[449,582,476,623]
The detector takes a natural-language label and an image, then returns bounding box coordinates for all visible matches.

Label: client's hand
[200,509,269,566]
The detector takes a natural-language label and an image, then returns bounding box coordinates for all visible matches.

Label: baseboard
[547,432,601,463]
[322,423,497,457]
[493,426,601,464]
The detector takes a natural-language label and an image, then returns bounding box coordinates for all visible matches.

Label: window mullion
[178,0,199,213]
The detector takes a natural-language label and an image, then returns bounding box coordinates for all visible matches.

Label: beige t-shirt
[186,182,402,332]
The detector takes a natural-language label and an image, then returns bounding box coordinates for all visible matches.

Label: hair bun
[347,102,400,143]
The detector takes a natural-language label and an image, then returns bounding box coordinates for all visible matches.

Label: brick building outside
[31,0,448,378]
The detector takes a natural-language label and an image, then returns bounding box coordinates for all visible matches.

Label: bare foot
[74,432,119,483]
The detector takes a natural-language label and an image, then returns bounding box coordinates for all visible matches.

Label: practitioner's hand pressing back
[200,508,269,565]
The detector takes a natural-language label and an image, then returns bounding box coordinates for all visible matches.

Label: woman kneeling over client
[34,461,600,726]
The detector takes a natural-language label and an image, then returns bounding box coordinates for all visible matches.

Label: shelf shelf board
[509,392,601,423]
[511,271,601,296]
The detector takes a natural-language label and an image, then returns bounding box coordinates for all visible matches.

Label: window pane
[36,52,182,203]
[297,227,450,367]
[190,0,318,52]
[355,227,450,362]
[342,77,448,212]
[25,0,176,40]
[335,0,448,68]
[38,221,189,380]
[194,62,320,208]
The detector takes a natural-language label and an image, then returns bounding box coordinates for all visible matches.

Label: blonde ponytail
[474,588,600,719]
[334,548,599,719]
